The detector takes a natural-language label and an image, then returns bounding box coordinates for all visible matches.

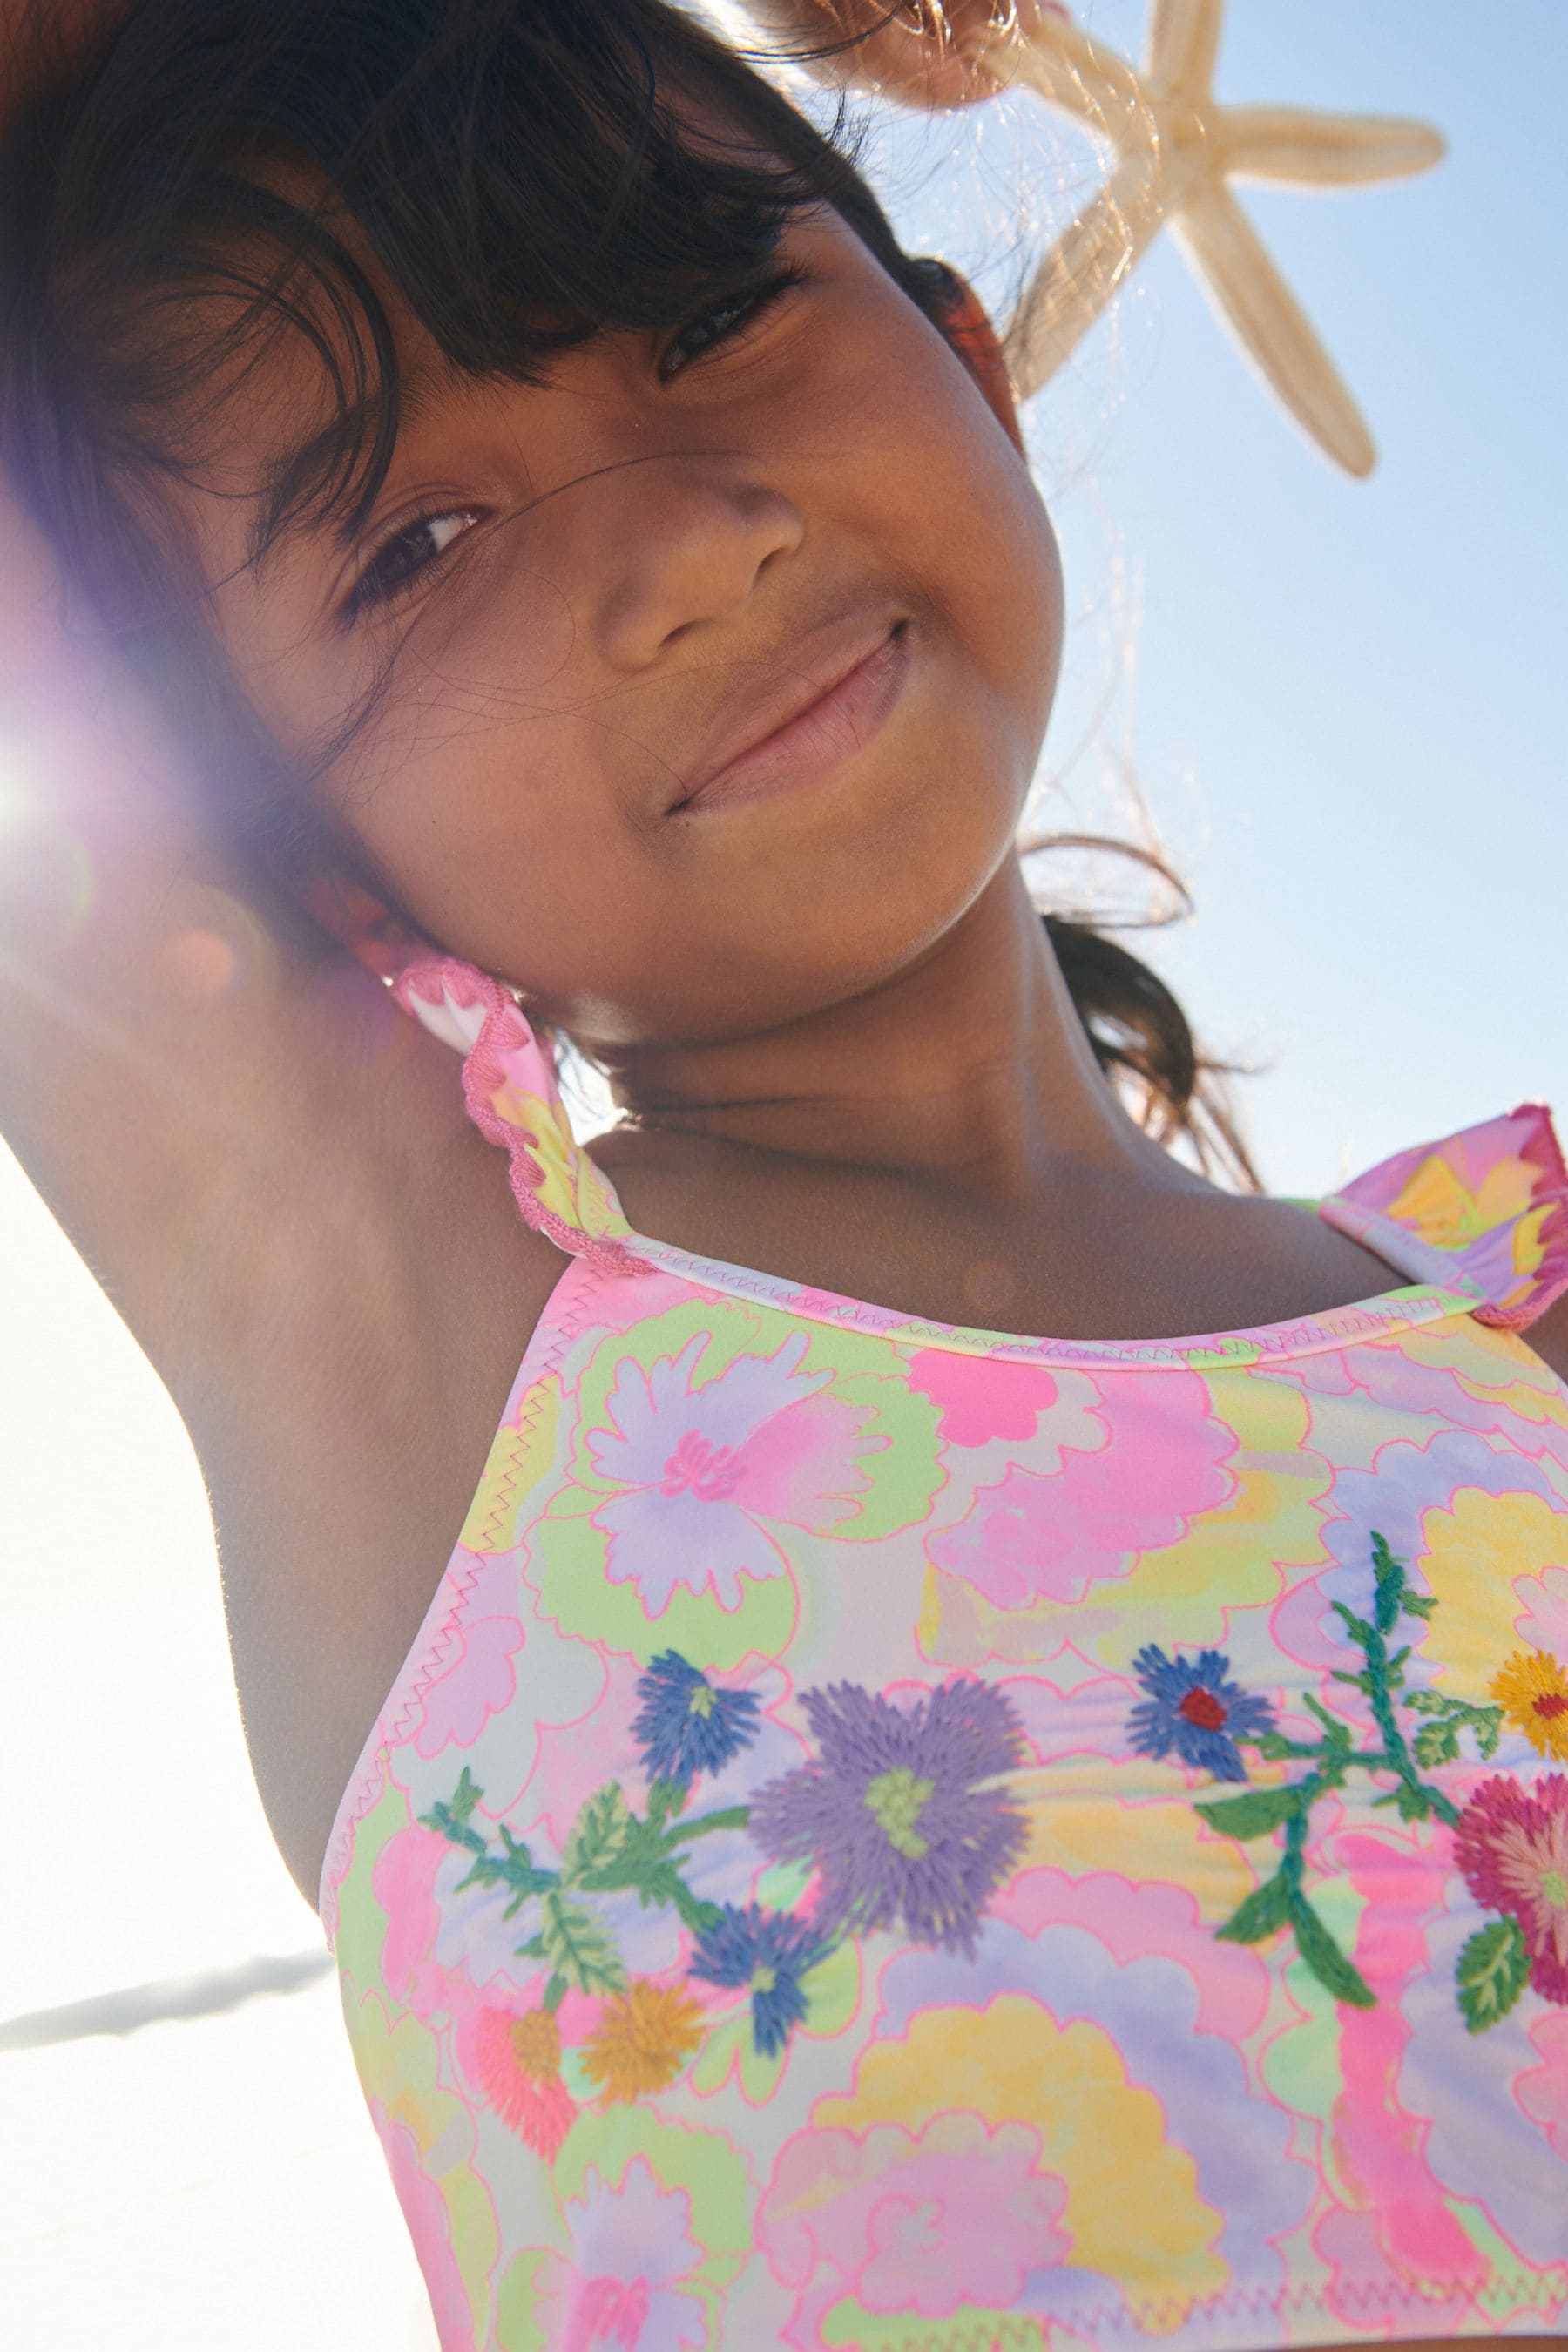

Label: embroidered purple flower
[632,1651,761,1791]
[1454,1774,1568,2004]
[1128,1646,1274,1782]
[748,1679,1029,1955]
[688,1903,833,2057]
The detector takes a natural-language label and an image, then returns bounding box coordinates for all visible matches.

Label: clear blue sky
[835,0,1566,1193]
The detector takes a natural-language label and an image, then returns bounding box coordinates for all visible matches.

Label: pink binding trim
[392,956,646,1279]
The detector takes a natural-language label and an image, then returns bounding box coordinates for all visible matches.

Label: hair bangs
[5,0,887,565]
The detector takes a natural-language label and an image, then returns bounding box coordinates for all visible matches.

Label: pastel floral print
[588,1332,841,1610]
[534,2157,706,2352]
[1490,1647,1568,1760]
[1128,1646,1276,1781]
[924,1368,1235,1610]
[318,1018,1568,2351]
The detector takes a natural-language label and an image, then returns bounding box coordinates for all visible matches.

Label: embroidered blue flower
[1128,1646,1274,1782]
[632,1651,761,1790]
[748,1679,1029,1955]
[688,1903,833,2056]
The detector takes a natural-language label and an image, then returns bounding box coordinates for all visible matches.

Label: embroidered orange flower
[580,1980,704,2104]
[1491,1650,1568,1761]
[474,2005,577,2159]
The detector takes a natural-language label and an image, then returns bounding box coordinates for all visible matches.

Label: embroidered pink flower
[1454,1774,1568,2004]
[588,1330,879,1609]
[927,1370,1234,1607]
[473,2004,577,2159]
[534,2157,706,2351]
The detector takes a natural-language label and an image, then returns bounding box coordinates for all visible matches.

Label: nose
[595,456,806,669]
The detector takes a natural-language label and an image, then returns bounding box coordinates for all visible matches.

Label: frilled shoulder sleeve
[1321,1102,1568,1329]
[392,956,646,1278]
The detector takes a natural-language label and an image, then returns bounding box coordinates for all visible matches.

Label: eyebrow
[245,361,452,575]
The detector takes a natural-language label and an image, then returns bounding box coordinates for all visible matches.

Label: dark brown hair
[0,0,1254,1184]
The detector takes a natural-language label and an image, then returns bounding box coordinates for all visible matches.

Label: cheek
[889,360,1063,741]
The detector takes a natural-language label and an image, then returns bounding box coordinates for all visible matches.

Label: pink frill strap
[1324,1101,1568,1330]
[391,956,646,1278]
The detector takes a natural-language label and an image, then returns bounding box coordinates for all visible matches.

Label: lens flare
[158,927,240,1004]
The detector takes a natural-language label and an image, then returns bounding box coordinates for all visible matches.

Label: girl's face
[192,201,1064,1046]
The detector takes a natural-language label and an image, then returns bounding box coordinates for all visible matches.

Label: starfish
[959,0,1444,474]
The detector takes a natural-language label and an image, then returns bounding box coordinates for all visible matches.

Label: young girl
[2,3,1565,2348]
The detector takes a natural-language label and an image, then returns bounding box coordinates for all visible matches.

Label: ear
[294,866,430,981]
[922,261,1025,456]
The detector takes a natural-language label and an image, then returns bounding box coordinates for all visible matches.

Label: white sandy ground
[0,1138,441,2349]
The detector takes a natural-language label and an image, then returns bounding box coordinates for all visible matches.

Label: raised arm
[0,491,375,1359]
[0,13,556,1422]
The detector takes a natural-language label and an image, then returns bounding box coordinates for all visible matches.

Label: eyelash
[341,262,809,623]
[657,260,809,382]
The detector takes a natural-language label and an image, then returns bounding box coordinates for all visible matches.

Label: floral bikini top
[319,955,1568,2352]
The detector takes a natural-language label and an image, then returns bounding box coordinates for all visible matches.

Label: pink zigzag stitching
[392,956,647,1279]
[838,2266,1568,2352]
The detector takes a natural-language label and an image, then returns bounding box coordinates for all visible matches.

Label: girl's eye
[659,265,808,383]
[344,507,481,620]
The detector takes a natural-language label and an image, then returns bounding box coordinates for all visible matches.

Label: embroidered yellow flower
[1491,1648,1568,1761]
[581,1981,705,2104]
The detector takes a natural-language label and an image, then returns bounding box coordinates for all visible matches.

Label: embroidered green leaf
[1194,1786,1301,1840]
[559,1784,633,1885]
[1411,1709,1460,1764]
[1215,1871,1293,1944]
[1370,1532,1405,1632]
[1370,1780,1438,1824]
[418,1766,490,1856]
[537,1890,626,1996]
[1401,1592,1438,1619]
[1332,1600,1378,1649]
[1404,1689,1504,1767]
[1301,1693,1353,1749]
[1456,1915,1531,2033]
[1289,1898,1375,2007]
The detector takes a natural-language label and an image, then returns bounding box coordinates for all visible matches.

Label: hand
[737,1,1068,114]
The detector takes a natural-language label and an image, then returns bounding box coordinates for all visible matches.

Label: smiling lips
[673,613,910,815]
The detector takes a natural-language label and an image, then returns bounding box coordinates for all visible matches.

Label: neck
[588,862,1202,1213]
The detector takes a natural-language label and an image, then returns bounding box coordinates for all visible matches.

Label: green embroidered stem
[1327,1531,1459,1828]
[665,1803,751,1844]
[417,1774,752,1990]
[1202,1535,1504,2012]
